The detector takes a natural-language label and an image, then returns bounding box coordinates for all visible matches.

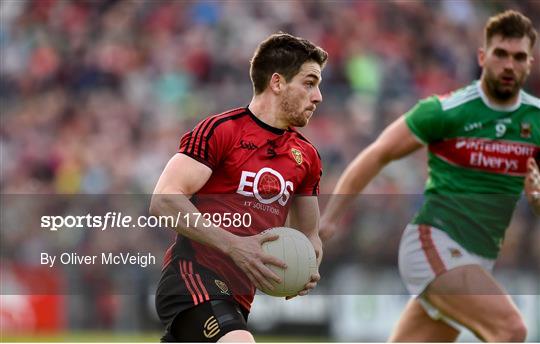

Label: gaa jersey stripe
[195,273,210,302]
[187,261,210,302]
[419,225,446,276]
[521,92,540,108]
[181,108,243,157]
[179,132,193,152]
[441,92,479,111]
[179,260,199,305]
[204,111,249,161]
[181,108,247,163]
[194,117,218,158]
[197,108,246,158]
[188,118,208,155]
[188,114,218,155]
[191,108,243,156]
[440,84,478,111]
[185,260,205,303]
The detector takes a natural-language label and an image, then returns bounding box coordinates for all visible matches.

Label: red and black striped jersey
[168,107,322,311]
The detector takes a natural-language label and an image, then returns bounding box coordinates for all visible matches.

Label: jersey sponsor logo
[240,140,258,150]
[203,316,220,338]
[237,168,293,206]
[430,137,539,176]
[291,148,302,165]
[520,123,531,138]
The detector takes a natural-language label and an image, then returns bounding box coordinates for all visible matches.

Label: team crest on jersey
[291,148,302,165]
[215,280,229,295]
[520,123,531,138]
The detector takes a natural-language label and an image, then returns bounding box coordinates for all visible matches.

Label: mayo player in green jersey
[321,10,539,342]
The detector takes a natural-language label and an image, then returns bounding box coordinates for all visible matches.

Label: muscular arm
[320,116,423,240]
[150,153,286,290]
[150,153,236,253]
[288,196,322,264]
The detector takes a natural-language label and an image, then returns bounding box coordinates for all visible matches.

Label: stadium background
[1,0,539,342]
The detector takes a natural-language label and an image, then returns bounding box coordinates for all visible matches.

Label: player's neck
[479,78,521,109]
[248,97,289,130]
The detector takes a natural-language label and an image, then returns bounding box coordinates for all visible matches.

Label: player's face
[280,61,322,127]
[479,35,534,101]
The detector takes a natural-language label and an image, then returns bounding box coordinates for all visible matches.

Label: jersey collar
[476,80,521,112]
[246,107,286,135]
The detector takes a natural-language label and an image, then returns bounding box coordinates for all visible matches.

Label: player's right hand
[226,233,287,291]
[285,271,320,300]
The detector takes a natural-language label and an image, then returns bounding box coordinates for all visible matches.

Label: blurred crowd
[1,0,539,309]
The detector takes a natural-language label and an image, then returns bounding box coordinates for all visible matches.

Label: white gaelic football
[260,227,318,297]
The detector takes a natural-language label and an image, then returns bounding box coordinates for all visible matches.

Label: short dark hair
[250,33,328,95]
[485,10,537,49]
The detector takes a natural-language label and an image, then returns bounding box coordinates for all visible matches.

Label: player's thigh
[169,299,249,342]
[425,264,524,340]
[389,298,459,342]
[218,330,255,343]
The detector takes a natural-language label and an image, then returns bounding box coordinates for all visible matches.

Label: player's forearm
[527,194,540,215]
[308,233,323,266]
[149,193,236,254]
[295,221,322,265]
[289,196,323,264]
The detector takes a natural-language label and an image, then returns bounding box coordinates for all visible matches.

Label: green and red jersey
[405,81,540,258]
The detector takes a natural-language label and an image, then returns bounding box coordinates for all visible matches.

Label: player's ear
[477,47,486,68]
[269,73,284,94]
[526,54,534,71]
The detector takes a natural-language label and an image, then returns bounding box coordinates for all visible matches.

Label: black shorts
[156,258,249,342]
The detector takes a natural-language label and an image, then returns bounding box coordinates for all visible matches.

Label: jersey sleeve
[296,150,322,196]
[178,117,230,170]
[404,96,446,144]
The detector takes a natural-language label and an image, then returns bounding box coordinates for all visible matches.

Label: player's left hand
[285,271,320,300]
[525,157,540,212]
[525,157,540,191]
